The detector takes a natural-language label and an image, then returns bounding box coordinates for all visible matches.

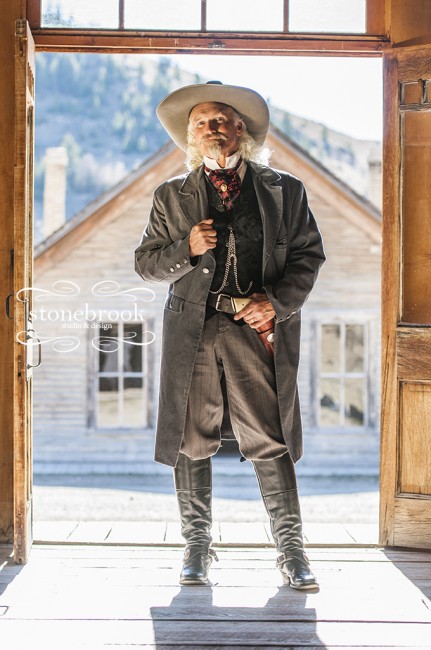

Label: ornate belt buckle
[215,294,236,314]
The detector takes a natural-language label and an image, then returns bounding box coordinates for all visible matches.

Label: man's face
[188,102,243,161]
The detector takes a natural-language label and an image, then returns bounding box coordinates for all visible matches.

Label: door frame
[11,0,430,558]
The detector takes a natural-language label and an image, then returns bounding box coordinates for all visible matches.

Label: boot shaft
[253,453,304,554]
[173,453,213,547]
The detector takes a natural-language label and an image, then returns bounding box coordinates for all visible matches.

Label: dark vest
[205,166,263,298]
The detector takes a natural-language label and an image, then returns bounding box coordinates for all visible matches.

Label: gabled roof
[35,124,381,272]
[270,123,381,221]
[35,141,184,271]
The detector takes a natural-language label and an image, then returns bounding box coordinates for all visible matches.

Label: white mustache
[203,133,227,141]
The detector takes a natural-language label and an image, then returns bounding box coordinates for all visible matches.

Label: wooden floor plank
[343,523,379,545]
[2,543,429,561]
[219,522,270,544]
[1,584,430,623]
[302,523,355,545]
[66,521,113,543]
[0,619,430,648]
[31,521,386,547]
[212,521,222,543]
[32,521,79,543]
[164,522,183,545]
[106,522,167,544]
[2,566,428,590]
[52,646,430,650]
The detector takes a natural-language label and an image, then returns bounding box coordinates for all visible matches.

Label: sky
[174,55,383,142]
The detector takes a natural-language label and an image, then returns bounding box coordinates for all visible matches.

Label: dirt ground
[34,472,379,524]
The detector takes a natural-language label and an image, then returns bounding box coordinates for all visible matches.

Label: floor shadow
[150,582,323,649]
[0,545,25,604]
[382,547,431,601]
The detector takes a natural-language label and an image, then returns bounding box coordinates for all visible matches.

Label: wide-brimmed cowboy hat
[156,81,269,152]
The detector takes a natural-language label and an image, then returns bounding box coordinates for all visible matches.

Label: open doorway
[31,49,382,546]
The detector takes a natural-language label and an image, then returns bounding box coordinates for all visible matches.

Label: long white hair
[186,112,271,171]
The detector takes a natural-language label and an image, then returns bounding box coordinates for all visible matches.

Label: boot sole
[282,576,319,590]
[179,577,209,585]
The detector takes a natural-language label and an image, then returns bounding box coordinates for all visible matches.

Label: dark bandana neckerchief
[204,158,242,210]
[204,157,252,296]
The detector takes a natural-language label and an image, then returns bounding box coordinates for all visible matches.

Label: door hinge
[16,19,27,57]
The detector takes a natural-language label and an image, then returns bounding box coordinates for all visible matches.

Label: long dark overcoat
[135,162,325,467]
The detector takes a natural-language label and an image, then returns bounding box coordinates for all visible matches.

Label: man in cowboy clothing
[135,81,325,589]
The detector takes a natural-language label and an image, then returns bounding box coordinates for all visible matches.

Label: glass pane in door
[42,0,119,28]
[125,0,201,30]
[207,0,284,32]
[289,0,366,33]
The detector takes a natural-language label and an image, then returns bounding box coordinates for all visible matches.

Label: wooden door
[13,19,37,563]
[380,45,431,549]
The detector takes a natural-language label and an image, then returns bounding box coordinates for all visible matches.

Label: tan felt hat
[156,81,270,152]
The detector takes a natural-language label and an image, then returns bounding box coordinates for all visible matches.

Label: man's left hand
[233,293,276,329]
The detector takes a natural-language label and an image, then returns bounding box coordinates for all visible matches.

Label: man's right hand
[189,219,217,257]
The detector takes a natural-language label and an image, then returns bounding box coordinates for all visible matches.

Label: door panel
[380,45,431,549]
[13,19,36,564]
[399,383,431,495]
[401,109,431,324]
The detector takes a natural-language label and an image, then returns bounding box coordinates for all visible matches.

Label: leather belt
[207,293,275,358]
[207,293,252,315]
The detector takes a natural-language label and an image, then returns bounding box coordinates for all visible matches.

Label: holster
[256,319,275,359]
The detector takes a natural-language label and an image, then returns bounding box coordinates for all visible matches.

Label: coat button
[183,258,188,264]
[176,263,181,268]
[169,267,175,272]
[202,267,209,274]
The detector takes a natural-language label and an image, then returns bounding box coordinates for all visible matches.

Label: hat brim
[156,83,269,152]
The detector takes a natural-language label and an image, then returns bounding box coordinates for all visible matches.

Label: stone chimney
[43,147,68,238]
[368,156,382,212]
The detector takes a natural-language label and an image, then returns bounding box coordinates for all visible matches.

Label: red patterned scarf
[204,158,242,210]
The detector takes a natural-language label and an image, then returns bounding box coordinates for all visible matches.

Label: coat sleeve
[264,179,325,322]
[135,186,196,284]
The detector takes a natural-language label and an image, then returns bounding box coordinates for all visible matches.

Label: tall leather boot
[253,453,318,590]
[173,452,217,585]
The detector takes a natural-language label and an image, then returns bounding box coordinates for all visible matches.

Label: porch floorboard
[33,520,380,546]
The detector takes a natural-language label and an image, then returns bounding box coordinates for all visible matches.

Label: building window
[318,322,368,428]
[95,321,152,430]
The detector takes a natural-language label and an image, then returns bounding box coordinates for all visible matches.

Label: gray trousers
[180,312,288,461]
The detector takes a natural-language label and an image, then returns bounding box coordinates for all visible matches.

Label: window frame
[27,0,388,55]
[314,317,375,433]
[88,319,154,433]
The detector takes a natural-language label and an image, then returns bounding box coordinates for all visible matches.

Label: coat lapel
[249,163,283,272]
[176,163,282,273]
[178,167,208,228]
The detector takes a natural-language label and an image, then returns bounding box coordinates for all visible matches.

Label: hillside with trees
[35,54,201,231]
